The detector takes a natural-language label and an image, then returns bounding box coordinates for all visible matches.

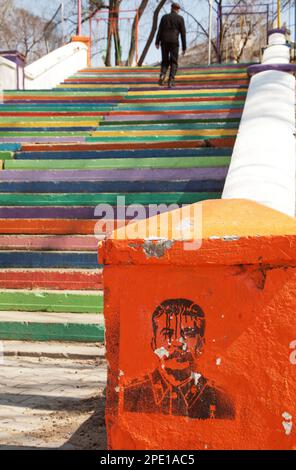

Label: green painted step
[100,118,241,126]
[0,290,103,313]
[5,156,231,170]
[0,152,14,160]
[0,322,103,342]
[0,192,221,206]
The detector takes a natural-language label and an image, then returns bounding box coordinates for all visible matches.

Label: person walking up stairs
[156,2,187,88]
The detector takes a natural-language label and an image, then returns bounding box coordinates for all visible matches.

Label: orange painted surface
[0,269,103,290]
[0,219,127,235]
[0,219,97,235]
[71,35,91,66]
[101,199,296,450]
[22,138,235,153]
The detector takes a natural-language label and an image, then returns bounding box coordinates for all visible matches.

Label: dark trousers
[160,42,179,80]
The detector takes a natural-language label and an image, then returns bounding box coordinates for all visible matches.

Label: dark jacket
[124,368,235,420]
[156,11,187,51]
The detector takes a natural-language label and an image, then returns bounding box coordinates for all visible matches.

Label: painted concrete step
[0,251,99,269]
[2,341,105,359]
[14,147,232,160]
[0,167,229,181]
[0,180,225,193]
[0,144,21,151]
[0,131,90,137]
[124,89,247,97]
[5,156,231,170]
[0,192,221,206]
[0,127,95,133]
[0,235,98,250]
[0,205,179,219]
[0,116,103,123]
[0,137,86,144]
[0,219,98,234]
[93,122,240,131]
[100,115,242,124]
[0,289,103,313]
[0,152,14,160]
[0,311,103,342]
[12,139,235,152]
[0,269,102,290]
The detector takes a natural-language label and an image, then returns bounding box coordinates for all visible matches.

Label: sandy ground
[0,355,107,450]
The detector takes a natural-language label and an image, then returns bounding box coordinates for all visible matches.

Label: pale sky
[14,0,294,65]
[14,0,210,64]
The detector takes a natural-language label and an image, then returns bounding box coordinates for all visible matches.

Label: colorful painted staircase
[0,65,249,342]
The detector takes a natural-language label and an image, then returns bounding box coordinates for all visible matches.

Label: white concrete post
[222,33,296,217]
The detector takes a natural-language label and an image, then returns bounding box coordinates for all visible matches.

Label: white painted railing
[24,41,88,90]
[0,41,89,93]
[222,33,296,217]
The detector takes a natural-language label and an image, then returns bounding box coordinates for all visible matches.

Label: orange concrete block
[99,199,296,450]
[71,35,91,66]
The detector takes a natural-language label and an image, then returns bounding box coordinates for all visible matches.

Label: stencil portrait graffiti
[123,299,235,419]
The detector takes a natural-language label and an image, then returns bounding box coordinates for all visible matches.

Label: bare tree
[138,0,167,66]
[180,0,267,64]
[127,0,149,66]
[0,1,62,63]
[105,0,122,66]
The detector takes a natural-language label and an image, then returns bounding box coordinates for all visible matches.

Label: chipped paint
[216,358,222,366]
[222,236,240,241]
[191,372,202,385]
[289,340,296,365]
[143,240,174,259]
[208,235,240,241]
[154,347,170,359]
[282,412,293,435]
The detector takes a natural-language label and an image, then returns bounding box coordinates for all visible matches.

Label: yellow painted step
[91,128,237,137]
[128,88,248,96]
[0,121,101,128]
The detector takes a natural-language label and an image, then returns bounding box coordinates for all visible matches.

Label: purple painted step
[104,112,242,122]
[0,205,180,219]
[0,137,85,143]
[0,168,228,182]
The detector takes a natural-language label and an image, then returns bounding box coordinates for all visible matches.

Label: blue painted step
[0,252,99,269]
[0,143,21,151]
[15,147,232,160]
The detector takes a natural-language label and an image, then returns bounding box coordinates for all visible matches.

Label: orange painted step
[22,137,236,153]
[0,219,127,235]
[0,269,103,290]
[0,219,97,235]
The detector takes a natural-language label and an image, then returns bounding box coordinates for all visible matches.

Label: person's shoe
[168,78,175,89]
[158,74,165,86]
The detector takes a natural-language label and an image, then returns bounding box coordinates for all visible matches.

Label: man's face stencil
[152,299,205,373]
